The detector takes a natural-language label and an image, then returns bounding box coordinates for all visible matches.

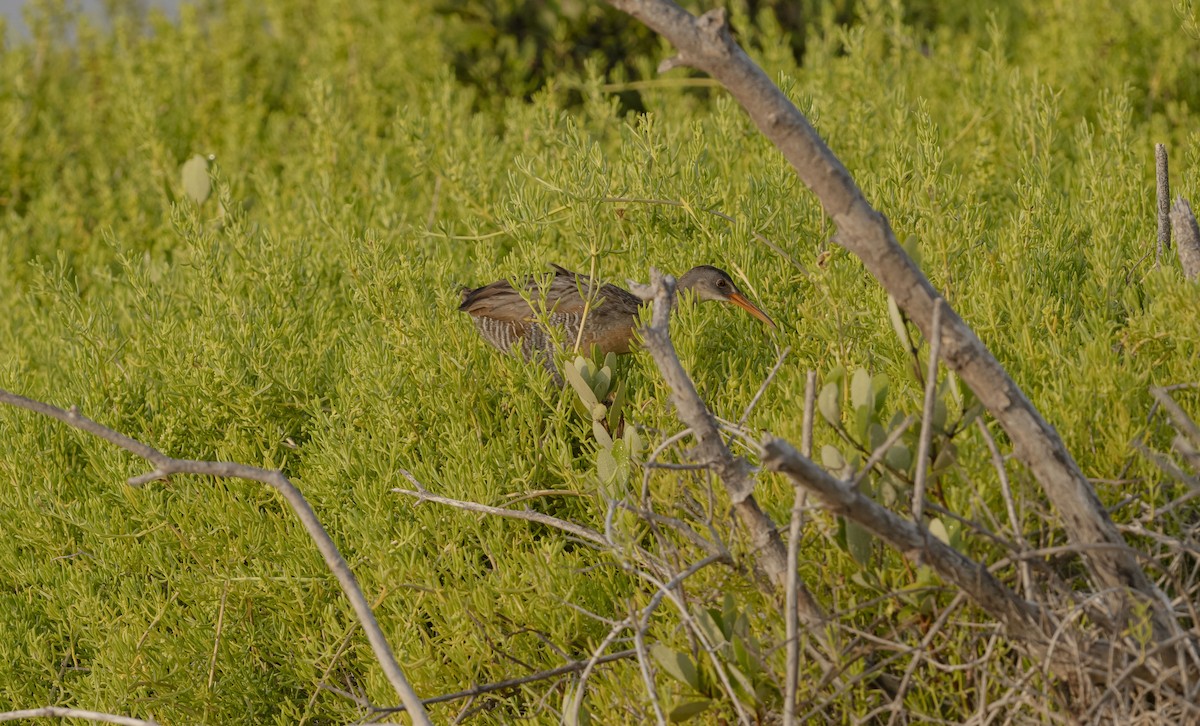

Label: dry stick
[912,298,943,522]
[1157,143,1171,265]
[632,619,668,726]
[376,650,638,714]
[976,417,1034,597]
[850,415,916,491]
[207,580,230,690]
[1171,197,1200,281]
[885,592,969,726]
[783,370,817,726]
[0,708,157,725]
[739,346,791,427]
[760,436,1147,684]
[1150,387,1200,448]
[632,271,828,633]
[0,389,431,726]
[603,0,1174,651]
[566,618,637,723]
[393,486,608,548]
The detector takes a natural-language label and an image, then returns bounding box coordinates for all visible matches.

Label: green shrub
[1,0,1198,722]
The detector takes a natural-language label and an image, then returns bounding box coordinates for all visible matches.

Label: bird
[458,264,776,369]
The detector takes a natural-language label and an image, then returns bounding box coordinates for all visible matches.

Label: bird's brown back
[459,266,644,356]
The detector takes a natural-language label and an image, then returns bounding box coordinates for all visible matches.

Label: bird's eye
[717,279,727,288]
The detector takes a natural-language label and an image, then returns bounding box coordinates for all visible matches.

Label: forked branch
[604,0,1174,644]
[0,389,431,726]
[633,270,827,631]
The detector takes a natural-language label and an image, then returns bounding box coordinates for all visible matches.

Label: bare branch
[912,298,943,521]
[392,487,609,548]
[976,417,1034,597]
[1171,197,1200,280]
[635,270,828,631]
[784,370,818,726]
[0,708,157,725]
[604,0,1171,645]
[376,650,638,714]
[0,389,431,725]
[1151,386,1200,449]
[1157,143,1171,264]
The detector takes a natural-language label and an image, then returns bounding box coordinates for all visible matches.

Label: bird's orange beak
[727,292,778,329]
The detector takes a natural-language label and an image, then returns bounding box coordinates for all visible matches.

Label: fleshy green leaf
[871,373,889,413]
[607,379,627,430]
[593,421,613,449]
[564,361,599,408]
[623,425,641,460]
[597,447,617,484]
[181,154,211,205]
[821,444,845,472]
[668,700,711,722]
[850,368,872,411]
[887,295,913,351]
[591,366,611,401]
[651,643,700,690]
[846,521,873,567]
[885,443,912,471]
[818,382,841,425]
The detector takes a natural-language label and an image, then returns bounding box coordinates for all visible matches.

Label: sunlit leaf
[181,154,211,205]
[850,368,872,410]
[821,444,845,472]
[928,517,950,544]
[564,362,599,408]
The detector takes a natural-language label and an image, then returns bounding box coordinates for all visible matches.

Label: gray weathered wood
[604,0,1172,643]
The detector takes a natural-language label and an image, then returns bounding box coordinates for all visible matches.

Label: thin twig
[0,389,430,725]
[393,487,608,548]
[207,580,230,690]
[376,650,638,714]
[566,619,635,723]
[885,593,968,726]
[632,616,668,726]
[1151,386,1200,448]
[630,270,828,632]
[976,417,1034,597]
[784,370,817,726]
[851,415,916,491]
[0,708,157,725]
[738,346,790,427]
[912,298,943,521]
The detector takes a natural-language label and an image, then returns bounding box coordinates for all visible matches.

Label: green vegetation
[1,0,1198,722]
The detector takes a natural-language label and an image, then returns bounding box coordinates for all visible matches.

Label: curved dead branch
[604,0,1174,646]
[0,389,431,726]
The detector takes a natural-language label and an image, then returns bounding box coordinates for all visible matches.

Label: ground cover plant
[1,0,1199,723]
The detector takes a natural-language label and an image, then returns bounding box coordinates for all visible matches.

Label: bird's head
[677,265,777,329]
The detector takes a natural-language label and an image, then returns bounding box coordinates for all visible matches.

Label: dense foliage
[1,0,1198,722]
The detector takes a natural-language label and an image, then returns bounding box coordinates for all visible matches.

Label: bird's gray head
[677,265,777,328]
